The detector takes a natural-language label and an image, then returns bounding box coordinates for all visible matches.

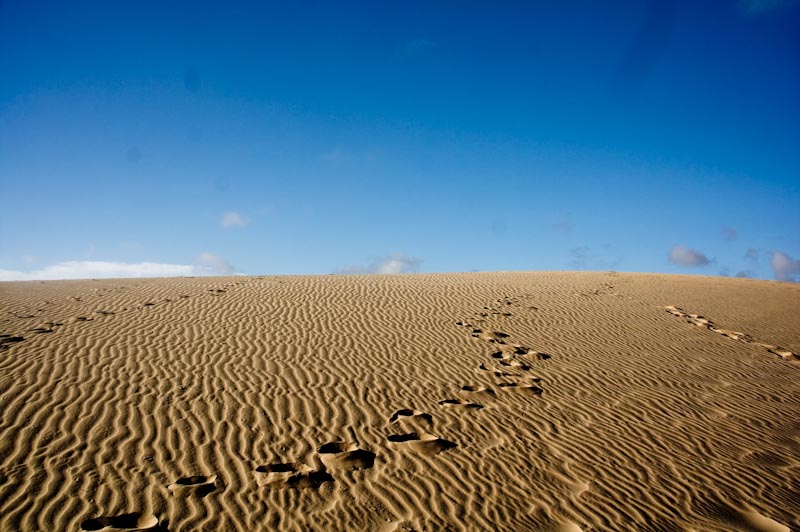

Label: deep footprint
[80,512,160,531]
[168,474,218,497]
[255,463,333,489]
[459,385,496,397]
[438,399,483,409]
[387,432,457,455]
[388,409,433,425]
[316,441,376,471]
[498,382,544,394]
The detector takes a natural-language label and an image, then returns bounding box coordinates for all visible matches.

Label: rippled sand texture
[0,272,798,531]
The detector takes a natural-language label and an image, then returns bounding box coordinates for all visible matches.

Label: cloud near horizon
[337,253,422,275]
[0,253,238,281]
[220,211,248,229]
[668,245,711,267]
[771,251,800,282]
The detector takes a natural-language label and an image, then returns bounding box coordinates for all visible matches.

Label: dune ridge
[0,272,798,531]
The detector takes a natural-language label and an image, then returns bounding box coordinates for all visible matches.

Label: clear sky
[1,0,799,281]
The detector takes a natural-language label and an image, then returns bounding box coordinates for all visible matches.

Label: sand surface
[0,271,798,531]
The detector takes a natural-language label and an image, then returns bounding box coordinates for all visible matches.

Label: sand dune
[0,272,798,531]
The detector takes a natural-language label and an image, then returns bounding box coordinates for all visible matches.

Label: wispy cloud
[0,253,238,281]
[337,253,422,275]
[668,245,711,267]
[771,251,800,282]
[220,211,248,229]
[723,227,738,241]
[740,0,798,14]
[744,248,759,261]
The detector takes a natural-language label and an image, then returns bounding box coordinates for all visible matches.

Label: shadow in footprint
[438,399,483,410]
[387,432,457,455]
[317,442,376,471]
[0,336,24,349]
[498,382,543,394]
[168,474,219,498]
[459,385,496,397]
[388,409,433,425]
[478,363,512,376]
[255,463,333,489]
[80,512,165,531]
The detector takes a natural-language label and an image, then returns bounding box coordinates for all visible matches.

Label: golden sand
[0,272,797,531]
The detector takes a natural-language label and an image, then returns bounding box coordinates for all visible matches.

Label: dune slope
[0,272,798,531]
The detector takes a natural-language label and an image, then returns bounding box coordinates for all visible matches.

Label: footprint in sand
[80,512,161,531]
[388,409,433,425]
[387,432,457,455]
[438,399,483,410]
[458,385,496,398]
[0,335,25,349]
[471,329,511,344]
[168,474,219,498]
[497,359,532,371]
[316,441,376,471]
[508,347,552,360]
[255,463,333,489]
[497,381,544,395]
[478,363,512,377]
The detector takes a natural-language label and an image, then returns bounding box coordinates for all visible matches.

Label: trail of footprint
[387,432,457,455]
[437,399,483,410]
[255,463,333,489]
[458,385,496,398]
[79,512,162,531]
[665,306,799,362]
[168,474,219,498]
[316,441,376,471]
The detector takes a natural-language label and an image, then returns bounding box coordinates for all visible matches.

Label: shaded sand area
[0,272,798,531]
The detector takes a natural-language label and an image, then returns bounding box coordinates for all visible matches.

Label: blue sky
[1,0,799,281]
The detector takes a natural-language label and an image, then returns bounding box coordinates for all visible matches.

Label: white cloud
[220,211,248,229]
[194,252,236,275]
[771,251,800,282]
[668,245,711,267]
[337,253,422,275]
[740,0,798,14]
[0,253,239,281]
